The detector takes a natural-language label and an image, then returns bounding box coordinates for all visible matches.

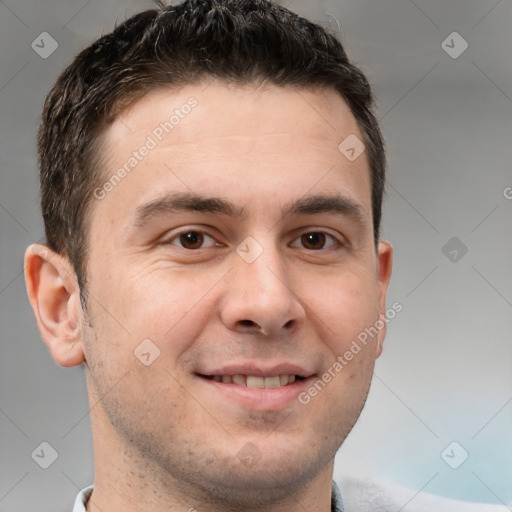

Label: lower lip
[199,377,312,411]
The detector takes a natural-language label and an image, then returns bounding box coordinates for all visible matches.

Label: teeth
[264,376,281,388]
[246,376,265,388]
[232,375,246,386]
[211,374,298,388]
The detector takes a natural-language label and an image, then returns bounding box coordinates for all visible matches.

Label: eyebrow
[133,192,367,229]
[282,194,367,227]
[133,192,244,227]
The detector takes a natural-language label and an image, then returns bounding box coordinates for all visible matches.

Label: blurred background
[1,1,511,510]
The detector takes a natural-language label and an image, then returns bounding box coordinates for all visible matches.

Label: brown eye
[301,232,326,250]
[178,231,204,249]
[290,231,339,250]
[168,230,219,250]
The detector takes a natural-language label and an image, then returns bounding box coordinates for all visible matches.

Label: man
[24,0,392,510]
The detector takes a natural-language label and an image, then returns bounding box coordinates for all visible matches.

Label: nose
[219,244,306,337]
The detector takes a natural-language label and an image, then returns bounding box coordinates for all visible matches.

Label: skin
[25,80,392,512]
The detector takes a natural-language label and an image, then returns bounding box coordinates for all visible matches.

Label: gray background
[1,1,511,511]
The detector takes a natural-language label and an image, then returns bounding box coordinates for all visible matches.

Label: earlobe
[376,241,393,358]
[24,244,85,367]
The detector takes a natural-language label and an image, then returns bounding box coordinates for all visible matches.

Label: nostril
[239,319,257,327]
[284,319,294,329]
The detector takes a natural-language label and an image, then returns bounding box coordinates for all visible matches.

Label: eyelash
[164,229,343,251]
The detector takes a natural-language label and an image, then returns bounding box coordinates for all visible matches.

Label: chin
[180,440,333,509]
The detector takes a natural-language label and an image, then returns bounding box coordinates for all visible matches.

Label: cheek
[83,310,201,433]
[90,363,194,449]
[93,262,182,325]
[300,267,380,350]
[86,266,224,363]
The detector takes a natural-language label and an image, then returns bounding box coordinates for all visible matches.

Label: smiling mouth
[199,374,306,389]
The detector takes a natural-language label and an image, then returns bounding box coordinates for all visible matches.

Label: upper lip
[198,363,314,378]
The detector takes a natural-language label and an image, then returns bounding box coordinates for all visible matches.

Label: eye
[167,230,220,250]
[291,231,340,250]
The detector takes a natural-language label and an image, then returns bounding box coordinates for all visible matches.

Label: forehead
[113,81,356,139]
[94,81,372,225]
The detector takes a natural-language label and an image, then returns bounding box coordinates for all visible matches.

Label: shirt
[72,481,344,511]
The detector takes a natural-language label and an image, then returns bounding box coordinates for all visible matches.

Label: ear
[375,240,393,358]
[24,244,85,367]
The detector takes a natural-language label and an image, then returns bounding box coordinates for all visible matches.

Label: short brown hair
[38,0,386,297]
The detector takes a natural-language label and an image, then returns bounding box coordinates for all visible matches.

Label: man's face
[82,81,392,503]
